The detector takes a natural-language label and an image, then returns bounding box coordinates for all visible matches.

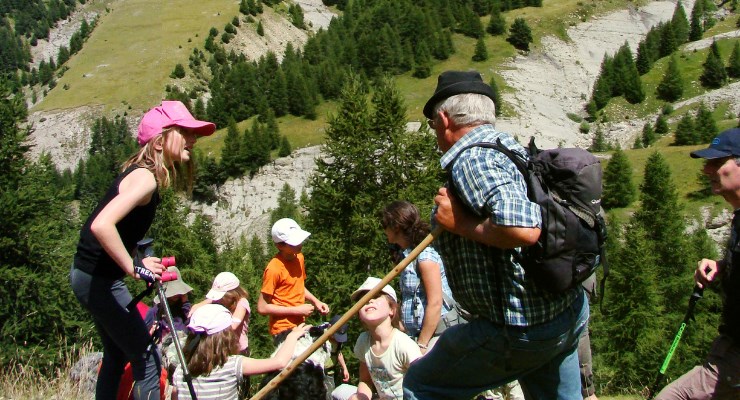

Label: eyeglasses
[427,118,437,129]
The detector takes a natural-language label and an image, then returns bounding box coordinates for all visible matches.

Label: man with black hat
[654,128,740,400]
[402,70,589,399]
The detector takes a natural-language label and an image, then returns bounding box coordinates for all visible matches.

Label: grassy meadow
[33,0,239,115]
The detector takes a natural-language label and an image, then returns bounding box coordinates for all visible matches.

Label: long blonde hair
[122,127,194,190]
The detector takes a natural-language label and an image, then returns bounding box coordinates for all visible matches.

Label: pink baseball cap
[206,272,240,301]
[137,100,216,146]
[188,304,232,335]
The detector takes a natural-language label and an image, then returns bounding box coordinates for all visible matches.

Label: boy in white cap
[257,218,330,344]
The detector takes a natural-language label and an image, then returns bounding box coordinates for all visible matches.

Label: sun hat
[271,218,311,246]
[690,128,740,159]
[423,70,497,119]
[329,315,349,343]
[351,277,397,303]
[205,272,239,301]
[153,267,193,303]
[137,100,216,146]
[187,304,232,335]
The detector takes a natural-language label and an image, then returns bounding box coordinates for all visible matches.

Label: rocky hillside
[23,0,739,246]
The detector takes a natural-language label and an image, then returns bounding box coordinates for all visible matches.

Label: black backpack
[448,137,608,295]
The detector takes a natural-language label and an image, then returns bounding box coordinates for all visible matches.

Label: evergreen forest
[1,0,739,397]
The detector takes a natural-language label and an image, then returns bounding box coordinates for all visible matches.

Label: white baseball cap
[205,272,239,301]
[351,277,397,303]
[271,218,311,246]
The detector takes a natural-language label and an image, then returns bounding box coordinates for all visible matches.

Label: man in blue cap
[655,128,740,399]
[403,70,589,399]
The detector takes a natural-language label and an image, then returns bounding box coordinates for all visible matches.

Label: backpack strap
[445,138,531,197]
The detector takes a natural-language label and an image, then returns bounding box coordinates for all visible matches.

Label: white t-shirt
[173,355,244,400]
[353,328,422,400]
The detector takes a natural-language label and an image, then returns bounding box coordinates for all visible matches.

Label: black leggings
[70,266,161,400]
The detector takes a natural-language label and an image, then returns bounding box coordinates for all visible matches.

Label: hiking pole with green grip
[646,285,703,400]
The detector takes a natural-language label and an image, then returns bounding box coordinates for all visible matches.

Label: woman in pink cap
[69,101,215,400]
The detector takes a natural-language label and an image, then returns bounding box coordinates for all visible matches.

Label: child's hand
[315,301,330,315]
[296,303,315,316]
[287,323,311,341]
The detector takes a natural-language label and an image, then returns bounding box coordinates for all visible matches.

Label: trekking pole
[250,226,445,400]
[137,238,198,400]
[646,285,703,400]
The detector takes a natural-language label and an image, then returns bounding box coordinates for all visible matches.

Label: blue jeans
[70,266,161,400]
[403,291,588,400]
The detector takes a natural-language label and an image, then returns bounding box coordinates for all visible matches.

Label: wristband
[417,342,428,349]
[134,258,155,283]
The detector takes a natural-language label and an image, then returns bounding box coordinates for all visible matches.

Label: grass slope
[33,0,238,114]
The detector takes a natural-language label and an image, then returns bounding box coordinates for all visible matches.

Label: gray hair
[433,93,496,128]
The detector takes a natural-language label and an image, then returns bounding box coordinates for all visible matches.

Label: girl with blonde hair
[70,101,215,400]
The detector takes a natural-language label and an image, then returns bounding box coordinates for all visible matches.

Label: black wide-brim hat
[423,70,496,119]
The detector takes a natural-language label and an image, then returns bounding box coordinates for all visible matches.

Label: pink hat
[188,304,232,335]
[206,272,239,301]
[137,100,216,146]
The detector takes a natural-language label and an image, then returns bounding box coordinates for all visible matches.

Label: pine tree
[412,41,432,79]
[303,73,440,313]
[656,55,683,102]
[0,81,89,368]
[592,220,667,389]
[488,76,503,117]
[591,56,614,110]
[486,5,507,36]
[170,63,186,79]
[673,112,697,145]
[622,61,645,104]
[671,1,690,45]
[590,125,607,152]
[220,118,242,178]
[659,22,677,58]
[700,49,727,89]
[636,41,653,75]
[727,41,740,78]
[472,37,488,61]
[270,183,302,227]
[642,122,656,147]
[655,114,669,135]
[278,135,291,157]
[689,0,704,41]
[507,18,533,51]
[694,102,717,143]
[634,151,693,302]
[603,146,637,209]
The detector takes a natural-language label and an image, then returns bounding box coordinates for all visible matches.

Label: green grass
[195,101,337,159]
[33,0,238,115]
[600,132,734,223]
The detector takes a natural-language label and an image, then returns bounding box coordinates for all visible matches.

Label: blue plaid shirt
[435,125,578,327]
[399,246,455,338]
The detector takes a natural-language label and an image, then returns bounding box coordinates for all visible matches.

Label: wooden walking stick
[250,226,444,400]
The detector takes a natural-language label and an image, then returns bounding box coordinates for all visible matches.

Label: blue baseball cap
[690,128,740,159]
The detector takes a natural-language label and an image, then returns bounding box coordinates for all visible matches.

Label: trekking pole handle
[136,238,176,279]
[250,226,445,400]
[646,285,704,399]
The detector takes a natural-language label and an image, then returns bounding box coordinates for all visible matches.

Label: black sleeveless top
[73,166,160,280]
